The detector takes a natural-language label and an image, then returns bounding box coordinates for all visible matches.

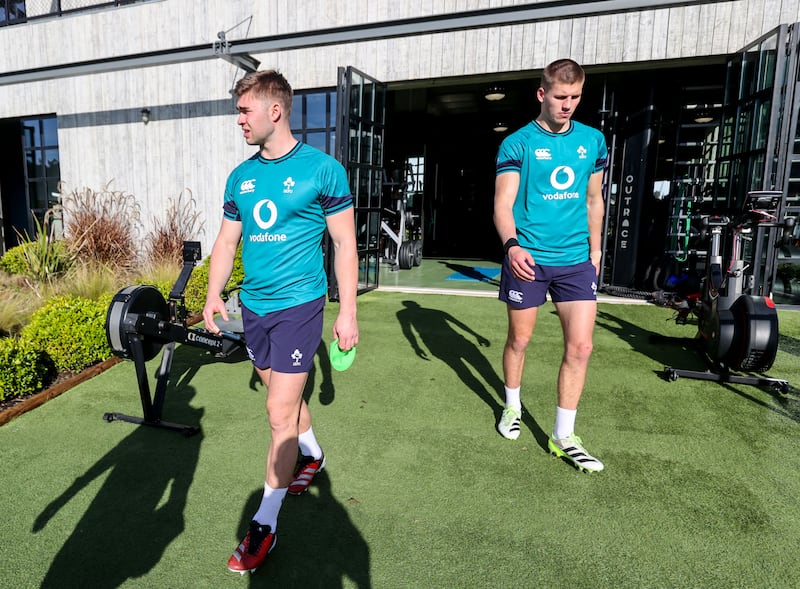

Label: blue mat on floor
[445,266,501,282]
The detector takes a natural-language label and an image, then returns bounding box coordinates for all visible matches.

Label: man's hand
[508,246,536,282]
[202,295,228,334]
[332,312,358,352]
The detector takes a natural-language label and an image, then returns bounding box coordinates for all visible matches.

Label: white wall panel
[622,13,640,62]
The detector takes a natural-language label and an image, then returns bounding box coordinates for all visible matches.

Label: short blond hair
[540,59,585,90]
[234,69,293,115]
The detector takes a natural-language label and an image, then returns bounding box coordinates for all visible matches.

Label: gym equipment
[662,191,792,393]
[104,241,245,435]
[381,162,424,270]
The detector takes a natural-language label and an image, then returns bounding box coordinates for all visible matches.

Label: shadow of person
[309,340,335,406]
[595,308,706,374]
[394,300,553,444]
[32,345,206,589]
[235,470,371,588]
[438,260,501,286]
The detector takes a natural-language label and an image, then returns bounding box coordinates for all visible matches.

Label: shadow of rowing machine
[103,241,245,435]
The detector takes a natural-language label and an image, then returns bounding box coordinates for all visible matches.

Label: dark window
[22,115,61,225]
[0,1,26,26]
[2,1,146,27]
[291,90,337,155]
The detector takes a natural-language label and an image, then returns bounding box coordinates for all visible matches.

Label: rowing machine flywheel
[725,295,779,372]
[106,285,168,361]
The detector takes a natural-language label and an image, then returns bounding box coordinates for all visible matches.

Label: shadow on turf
[779,333,800,358]
[232,471,371,587]
[596,309,800,423]
[396,300,549,448]
[437,260,501,286]
[30,344,221,588]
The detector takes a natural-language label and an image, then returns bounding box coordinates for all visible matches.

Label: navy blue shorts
[499,258,598,309]
[241,296,324,373]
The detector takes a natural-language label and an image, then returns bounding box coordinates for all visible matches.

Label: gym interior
[383,61,723,261]
[379,54,800,303]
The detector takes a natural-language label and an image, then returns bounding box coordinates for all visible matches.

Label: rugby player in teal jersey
[494,59,607,473]
[203,70,358,574]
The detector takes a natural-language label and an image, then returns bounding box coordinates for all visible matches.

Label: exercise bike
[103,241,245,435]
[662,191,792,394]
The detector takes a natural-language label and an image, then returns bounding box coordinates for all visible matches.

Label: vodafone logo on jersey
[542,165,579,200]
[550,166,575,190]
[253,199,278,229]
[250,199,288,243]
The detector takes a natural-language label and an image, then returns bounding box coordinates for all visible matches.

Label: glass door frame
[331,66,386,299]
[717,24,798,297]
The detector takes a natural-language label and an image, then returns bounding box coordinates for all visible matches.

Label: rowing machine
[663,191,790,393]
[103,241,244,435]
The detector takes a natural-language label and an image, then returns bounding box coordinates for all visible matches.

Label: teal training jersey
[496,120,608,266]
[223,142,352,315]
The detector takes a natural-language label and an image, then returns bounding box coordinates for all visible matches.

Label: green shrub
[184,243,244,313]
[20,294,113,372]
[8,214,74,282]
[0,244,29,275]
[0,338,55,401]
[1,239,72,279]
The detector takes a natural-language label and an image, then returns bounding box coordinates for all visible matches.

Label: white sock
[298,426,323,459]
[252,483,287,531]
[554,406,577,440]
[504,386,521,411]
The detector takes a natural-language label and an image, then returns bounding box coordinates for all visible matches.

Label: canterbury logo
[240,179,256,193]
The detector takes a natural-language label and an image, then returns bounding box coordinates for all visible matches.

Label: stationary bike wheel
[725,295,779,372]
[105,285,168,361]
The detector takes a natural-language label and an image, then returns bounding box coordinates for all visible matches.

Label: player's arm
[586,170,605,269]
[326,208,359,351]
[494,172,535,281]
[202,218,242,332]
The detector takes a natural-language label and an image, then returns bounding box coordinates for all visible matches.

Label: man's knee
[564,339,593,363]
[506,332,531,353]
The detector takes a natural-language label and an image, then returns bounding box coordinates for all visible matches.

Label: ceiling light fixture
[688,103,718,124]
[485,85,506,101]
[493,123,508,133]
[693,113,714,124]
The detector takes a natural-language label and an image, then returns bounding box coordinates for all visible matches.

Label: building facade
[1,0,799,300]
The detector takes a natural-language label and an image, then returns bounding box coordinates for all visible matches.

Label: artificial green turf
[1,291,799,588]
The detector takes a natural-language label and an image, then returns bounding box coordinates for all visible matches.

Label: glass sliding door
[332,66,386,298]
[717,24,800,299]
